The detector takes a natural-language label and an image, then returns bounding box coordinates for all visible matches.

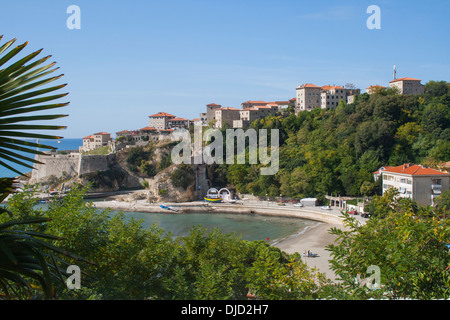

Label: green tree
[328,190,450,299]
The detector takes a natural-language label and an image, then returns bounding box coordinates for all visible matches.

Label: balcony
[431,184,442,189]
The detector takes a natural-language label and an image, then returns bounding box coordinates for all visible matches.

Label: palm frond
[0,36,69,177]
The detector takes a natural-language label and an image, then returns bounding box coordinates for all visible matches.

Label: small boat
[204,188,222,203]
[160,205,179,212]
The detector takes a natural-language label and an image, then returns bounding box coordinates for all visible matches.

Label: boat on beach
[204,188,222,203]
[160,205,179,212]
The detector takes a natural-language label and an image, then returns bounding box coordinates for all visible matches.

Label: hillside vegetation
[214,81,450,201]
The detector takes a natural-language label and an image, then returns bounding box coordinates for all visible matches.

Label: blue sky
[1,0,449,138]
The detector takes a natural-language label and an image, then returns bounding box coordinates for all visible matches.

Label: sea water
[32,200,315,243]
[0,138,83,178]
[115,210,317,243]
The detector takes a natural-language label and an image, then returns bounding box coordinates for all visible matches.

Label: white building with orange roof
[148,112,176,130]
[389,77,425,95]
[295,83,360,113]
[80,132,112,152]
[374,163,450,206]
[295,83,323,112]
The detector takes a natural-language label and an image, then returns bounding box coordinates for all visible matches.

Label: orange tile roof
[299,83,321,88]
[169,117,188,121]
[140,127,157,131]
[389,77,421,83]
[322,85,345,91]
[94,132,110,135]
[149,112,176,118]
[83,135,94,140]
[242,101,267,104]
[376,164,449,176]
[207,103,221,106]
[216,107,239,111]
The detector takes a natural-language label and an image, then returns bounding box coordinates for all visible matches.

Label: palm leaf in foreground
[0,36,78,299]
[0,35,69,176]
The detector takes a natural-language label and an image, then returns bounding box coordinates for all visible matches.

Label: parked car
[293,202,303,207]
[320,205,331,210]
[349,209,358,215]
[361,213,371,218]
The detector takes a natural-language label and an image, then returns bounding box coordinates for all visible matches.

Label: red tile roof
[83,135,94,140]
[207,103,221,106]
[140,127,157,131]
[322,85,345,91]
[299,83,321,88]
[168,117,188,121]
[242,101,267,104]
[94,132,110,135]
[149,112,176,118]
[389,77,421,83]
[376,164,449,176]
[216,107,239,111]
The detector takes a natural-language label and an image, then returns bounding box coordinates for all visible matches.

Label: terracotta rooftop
[207,103,221,106]
[299,83,321,88]
[93,132,110,135]
[389,77,421,83]
[216,107,239,111]
[375,164,449,176]
[83,135,94,140]
[140,127,157,131]
[322,85,345,91]
[149,112,176,118]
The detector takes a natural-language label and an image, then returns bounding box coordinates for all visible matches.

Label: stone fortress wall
[29,152,115,184]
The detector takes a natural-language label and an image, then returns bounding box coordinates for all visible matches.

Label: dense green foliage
[327,189,450,299]
[214,82,450,201]
[1,185,330,299]
[170,164,194,189]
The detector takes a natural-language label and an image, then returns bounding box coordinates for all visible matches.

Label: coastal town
[1,1,450,303]
[40,73,448,209]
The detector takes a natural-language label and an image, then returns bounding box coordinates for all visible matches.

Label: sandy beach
[274,222,342,281]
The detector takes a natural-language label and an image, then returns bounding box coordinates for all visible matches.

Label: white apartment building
[80,132,112,152]
[148,112,176,130]
[296,83,323,112]
[389,77,425,95]
[374,163,450,206]
[295,83,359,113]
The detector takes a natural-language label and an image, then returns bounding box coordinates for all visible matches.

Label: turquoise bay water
[0,138,83,177]
[115,210,316,244]
[33,201,315,243]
